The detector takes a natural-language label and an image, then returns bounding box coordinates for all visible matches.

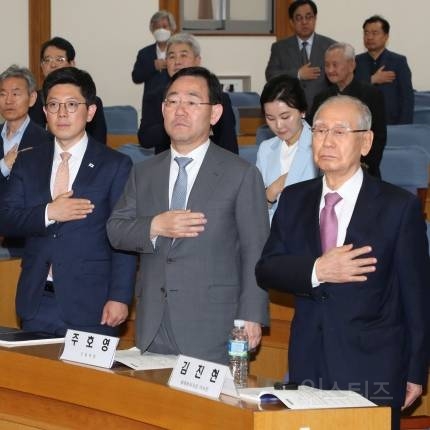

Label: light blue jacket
[256,121,319,221]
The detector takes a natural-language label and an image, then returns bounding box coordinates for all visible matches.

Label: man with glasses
[108,66,269,364]
[355,15,414,125]
[29,36,107,144]
[256,95,430,430]
[308,43,386,177]
[137,32,238,155]
[0,67,136,336]
[265,0,335,111]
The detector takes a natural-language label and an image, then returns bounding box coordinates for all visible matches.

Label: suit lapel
[345,174,381,245]
[186,143,223,212]
[304,180,324,256]
[71,138,101,193]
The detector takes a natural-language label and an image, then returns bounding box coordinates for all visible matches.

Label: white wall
[0,0,28,72]
[2,1,428,117]
[51,0,158,115]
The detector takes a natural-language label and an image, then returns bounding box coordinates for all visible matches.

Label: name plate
[60,329,119,368]
[168,354,237,399]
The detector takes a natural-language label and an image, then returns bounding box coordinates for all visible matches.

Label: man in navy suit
[0,67,136,336]
[0,65,50,256]
[265,0,335,111]
[355,15,414,125]
[132,10,177,117]
[256,95,429,430]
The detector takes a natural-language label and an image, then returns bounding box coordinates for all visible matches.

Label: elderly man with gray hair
[308,42,386,178]
[137,32,238,155]
[0,64,50,256]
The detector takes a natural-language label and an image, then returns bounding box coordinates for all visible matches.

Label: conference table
[0,344,390,429]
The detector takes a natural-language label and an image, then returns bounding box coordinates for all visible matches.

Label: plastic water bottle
[228,319,248,388]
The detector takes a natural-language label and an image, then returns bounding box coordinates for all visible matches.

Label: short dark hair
[40,36,76,62]
[289,0,318,19]
[42,67,96,106]
[260,75,307,114]
[363,15,390,34]
[165,66,222,105]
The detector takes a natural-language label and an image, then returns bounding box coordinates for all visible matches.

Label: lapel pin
[88,163,95,168]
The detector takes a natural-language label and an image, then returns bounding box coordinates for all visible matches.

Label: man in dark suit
[0,65,50,256]
[29,36,107,144]
[265,0,335,111]
[256,95,430,430]
[137,32,238,155]
[355,15,414,125]
[0,67,136,336]
[308,42,386,177]
[108,67,269,364]
[132,10,177,117]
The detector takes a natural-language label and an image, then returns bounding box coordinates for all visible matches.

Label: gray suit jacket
[107,143,270,364]
[265,33,335,110]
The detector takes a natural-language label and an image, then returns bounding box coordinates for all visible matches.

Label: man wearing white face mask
[132,10,177,117]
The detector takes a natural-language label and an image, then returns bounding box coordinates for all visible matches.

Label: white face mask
[153,28,171,43]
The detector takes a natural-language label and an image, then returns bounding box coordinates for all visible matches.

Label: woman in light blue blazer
[256,75,319,221]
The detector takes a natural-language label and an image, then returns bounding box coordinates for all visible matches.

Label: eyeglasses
[41,56,68,65]
[164,98,214,111]
[45,101,87,114]
[311,126,369,140]
[293,13,315,23]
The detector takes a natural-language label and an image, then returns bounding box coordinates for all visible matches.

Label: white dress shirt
[45,134,88,226]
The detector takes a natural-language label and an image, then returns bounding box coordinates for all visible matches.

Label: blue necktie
[170,157,193,210]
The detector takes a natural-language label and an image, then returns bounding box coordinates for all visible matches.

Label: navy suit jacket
[355,49,414,125]
[0,137,136,328]
[256,173,430,407]
[132,43,169,117]
[28,90,107,144]
[0,119,50,185]
[137,74,238,155]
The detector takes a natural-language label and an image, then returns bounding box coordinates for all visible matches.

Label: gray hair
[0,65,37,93]
[150,10,177,32]
[325,42,355,60]
[314,95,372,130]
[167,32,201,57]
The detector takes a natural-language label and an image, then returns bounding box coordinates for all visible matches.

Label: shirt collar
[54,132,88,161]
[170,139,210,164]
[1,115,31,141]
[322,167,364,203]
[297,32,315,47]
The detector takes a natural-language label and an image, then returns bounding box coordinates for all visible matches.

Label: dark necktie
[170,157,193,210]
[301,41,309,65]
[320,192,342,253]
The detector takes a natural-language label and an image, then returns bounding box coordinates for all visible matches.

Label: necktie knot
[324,192,342,208]
[302,41,308,49]
[174,156,192,169]
[60,152,71,162]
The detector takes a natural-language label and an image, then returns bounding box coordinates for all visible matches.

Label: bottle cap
[234,319,245,327]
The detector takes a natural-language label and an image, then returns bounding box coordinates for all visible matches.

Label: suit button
[53,233,57,238]
[166,258,175,263]
[321,292,329,300]
[160,287,166,297]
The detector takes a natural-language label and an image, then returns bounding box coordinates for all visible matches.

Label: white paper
[238,385,377,409]
[115,347,178,370]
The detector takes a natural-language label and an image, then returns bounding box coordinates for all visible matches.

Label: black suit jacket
[256,173,430,407]
[308,79,387,177]
[137,74,238,154]
[28,90,107,145]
